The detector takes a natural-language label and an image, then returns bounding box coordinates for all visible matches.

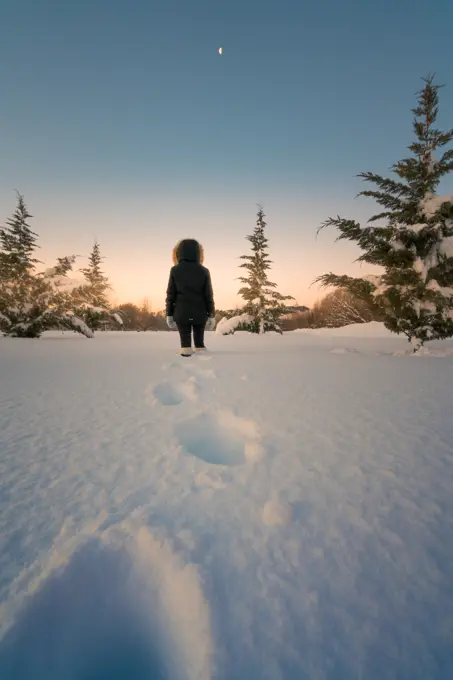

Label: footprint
[0,526,212,680]
[151,378,198,406]
[161,361,185,372]
[175,411,263,466]
[329,347,359,355]
[197,368,217,379]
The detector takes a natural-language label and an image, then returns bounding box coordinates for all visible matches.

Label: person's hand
[206,316,216,331]
[166,316,177,330]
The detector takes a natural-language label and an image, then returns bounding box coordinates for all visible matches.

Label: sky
[1,0,452,310]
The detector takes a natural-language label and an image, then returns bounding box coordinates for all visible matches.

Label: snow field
[0,326,453,679]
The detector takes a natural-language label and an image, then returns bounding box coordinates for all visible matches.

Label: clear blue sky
[1,0,452,308]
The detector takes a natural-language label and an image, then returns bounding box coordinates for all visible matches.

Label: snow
[295,320,394,338]
[411,299,437,317]
[262,499,292,526]
[390,237,407,250]
[424,150,438,175]
[88,306,107,313]
[427,279,453,297]
[372,281,390,297]
[363,274,381,285]
[408,223,428,233]
[216,313,252,335]
[63,314,94,338]
[1,327,453,679]
[413,256,427,278]
[112,312,124,325]
[420,193,453,218]
[439,235,453,259]
[412,247,440,283]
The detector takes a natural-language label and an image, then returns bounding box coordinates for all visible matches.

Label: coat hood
[172,239,204,265]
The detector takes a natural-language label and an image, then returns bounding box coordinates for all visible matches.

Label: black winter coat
[165,239,215,325]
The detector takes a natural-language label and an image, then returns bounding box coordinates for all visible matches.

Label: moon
[218,47,223,55]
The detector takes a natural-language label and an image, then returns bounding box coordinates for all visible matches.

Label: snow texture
[262,500,292,526]
[1,325,453,679]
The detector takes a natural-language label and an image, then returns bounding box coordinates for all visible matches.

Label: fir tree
[0,193,40,335]
[238,206,294,334]
[0,195,94,338]
[0,193,39,282]
[79,241,110,307]
[76,241,115,330]
[316,76,453,350]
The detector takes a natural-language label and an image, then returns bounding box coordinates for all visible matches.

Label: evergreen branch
[358,190,406,211]
[314,273,377,301]
[357,172,412,197]
[367,211,399,223]
[317,216,362,239]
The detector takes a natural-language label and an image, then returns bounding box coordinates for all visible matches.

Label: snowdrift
[293,321,394,338]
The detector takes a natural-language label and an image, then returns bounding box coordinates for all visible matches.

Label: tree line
[1,76,452,350]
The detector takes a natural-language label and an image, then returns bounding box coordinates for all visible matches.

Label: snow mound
[262,500,292,526]
[175,411,262,466]
[295,321,393,338]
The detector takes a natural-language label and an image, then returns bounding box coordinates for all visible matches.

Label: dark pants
[177,322,205,349]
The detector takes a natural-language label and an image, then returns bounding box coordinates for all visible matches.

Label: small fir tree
[317,76,453,350]
[79,241,110,307]
[76,241,121,330]
[238,206,294,334]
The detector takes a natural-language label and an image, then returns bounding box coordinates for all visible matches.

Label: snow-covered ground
[0,326,452,679]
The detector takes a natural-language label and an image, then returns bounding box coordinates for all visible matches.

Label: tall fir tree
[0,194,94,338]
[317,76,453,350]
[238,206,294,334]
[0,192,39,283]
[0,194,44,336]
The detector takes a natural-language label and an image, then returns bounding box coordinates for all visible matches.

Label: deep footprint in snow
[175,411,263,466]
[151,378,198,406]
[0,527,212,680]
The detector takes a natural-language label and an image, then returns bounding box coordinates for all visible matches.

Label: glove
[206,316,216,331]
[166,316,177,330]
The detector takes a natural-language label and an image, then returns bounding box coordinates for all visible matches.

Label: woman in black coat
[165,239,216,356]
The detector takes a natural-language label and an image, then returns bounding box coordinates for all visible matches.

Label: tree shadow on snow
[0,538,168,680]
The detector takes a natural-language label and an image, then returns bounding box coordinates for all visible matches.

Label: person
[165,239,216,356]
